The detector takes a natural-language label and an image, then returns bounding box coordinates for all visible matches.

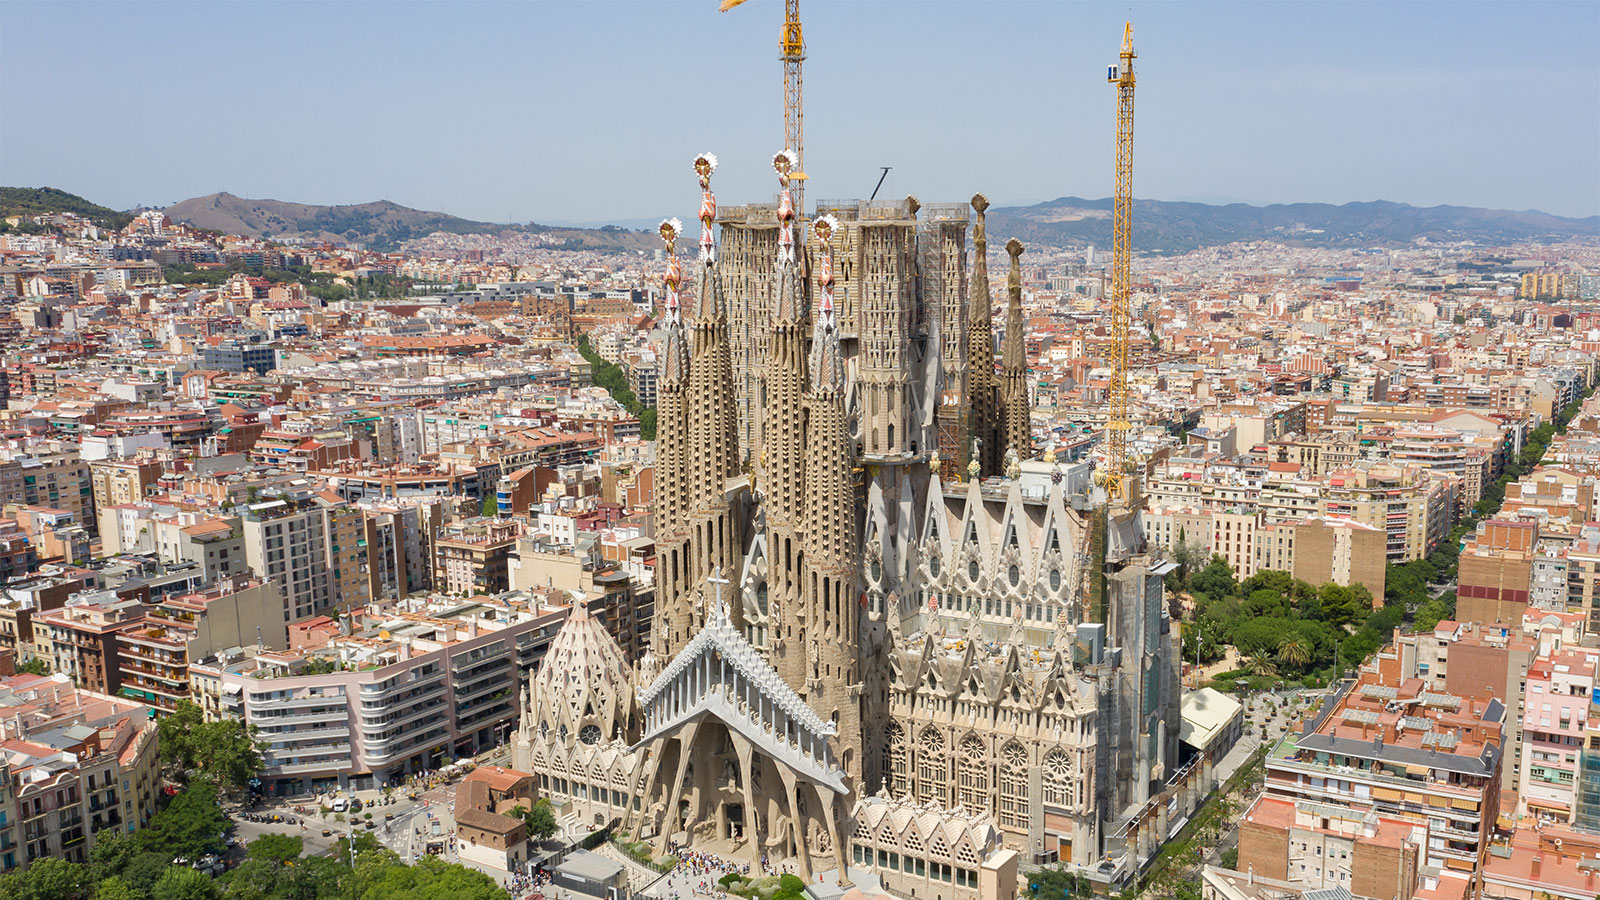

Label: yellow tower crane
[720,0,809,214]
[1105,21,1136,505]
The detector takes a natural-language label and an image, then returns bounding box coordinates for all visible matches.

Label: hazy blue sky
[3,1,1597,224]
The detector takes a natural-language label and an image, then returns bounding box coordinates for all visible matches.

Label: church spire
[765,150,810,690]
[651,216,693,664]
[1001,237,1032,462]
[802,212,862,782]
[965,193,1000,478]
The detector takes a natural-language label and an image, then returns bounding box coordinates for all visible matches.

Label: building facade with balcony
[1234,669,1505,895]
[219,595,569,795]
[0,675,160,876]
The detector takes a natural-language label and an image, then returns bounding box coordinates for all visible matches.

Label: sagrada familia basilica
[515,152,1189,898]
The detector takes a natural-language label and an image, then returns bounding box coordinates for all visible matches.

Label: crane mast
[1105,21,1136,505]
[781,0,805,217]
[720,0,807,219]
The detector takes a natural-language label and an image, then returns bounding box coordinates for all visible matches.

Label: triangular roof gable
[636,589,845,793]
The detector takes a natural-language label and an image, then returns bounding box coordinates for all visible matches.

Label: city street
[226,787,441,862]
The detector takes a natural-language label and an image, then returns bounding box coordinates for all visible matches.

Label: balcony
[360,700,447,737]
[258,724,351,743]
[247,693,348,711]
[119,679,189,701]
[264,759,353,776]
[453,671,511,702]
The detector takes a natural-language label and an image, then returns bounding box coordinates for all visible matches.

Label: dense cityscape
[2,4,1599,900]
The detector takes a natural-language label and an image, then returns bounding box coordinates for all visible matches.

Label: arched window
[917,728,946,805]
[999,742,1029,828]
[1042,748,1072,807]
[885,722,909,797]
[957,735,988,812]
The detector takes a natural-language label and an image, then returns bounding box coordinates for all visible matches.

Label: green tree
[1276,637,1310,671]
[1246,655,1278,678]
[92,878,138,900]
[510,798,558,842]
[16,658,49,676]
[1190,555,1237,602]
[1220,847,1239,870]
[120,853,174,899]
[246,833,303,865]
[0,857,86,900]
[191,715,265,790]
[160,702,263,790]
[157,700,206,770]
[150,868,219,900]
[87,830,139,884]
[139,782,228,861]
[1026,867,1092,900]
[480,492,497,517]
[357,856,502,900]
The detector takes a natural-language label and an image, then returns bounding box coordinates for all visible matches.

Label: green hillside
[0,186,133,230]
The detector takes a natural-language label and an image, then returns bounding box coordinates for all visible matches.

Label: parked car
[331,798,350,813]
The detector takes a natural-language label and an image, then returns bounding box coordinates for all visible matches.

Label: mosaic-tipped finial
[775,149,798,265]
[658,218,682,255]
[773,148,797,182]
[694,154,718,263]
[813,213,837,244]
[660,218,683,323]
[693,152,718,188]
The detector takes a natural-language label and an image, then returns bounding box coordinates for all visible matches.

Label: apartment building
[1456,519,1539,625]
[116,578,288,712]
[1237,669,1504,893]
[1394,619,1540,798]
[218,595,569,795]
[1519,647,1597,823]
[1146,506,1385,597]
[1321,465,1458,563]
[1481,822,1600,900]
[435,517,520,596]
[0,675,160,875]
[358,501,434,601]
[0,452,94,535]
[1289,516,1386,599]
[318,497,370,612]
[241,497,332,621]
[32,591,144,696]
[89,458,162,537]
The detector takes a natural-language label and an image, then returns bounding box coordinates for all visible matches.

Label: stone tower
[802,213,863,781]
[922,203,970,483]
[853,197,920,461]
[965,193,1001,477]
[764,152,810,691]
[717,204,779,471]
[1000,238,1032,462]
[657,155,744,660]
[650,218,695,665]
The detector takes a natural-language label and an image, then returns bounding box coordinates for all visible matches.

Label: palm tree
[1277,637,1310,671]
[1247,655,1278,678]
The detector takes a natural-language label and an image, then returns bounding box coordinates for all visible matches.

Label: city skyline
[2,0,1597,223]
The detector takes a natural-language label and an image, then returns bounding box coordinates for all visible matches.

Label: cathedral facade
[516,155,1182,894]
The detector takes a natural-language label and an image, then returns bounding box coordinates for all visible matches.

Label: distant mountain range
[986,197,1600,253]
[7,187,1597,254]
[161,192,657,253]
